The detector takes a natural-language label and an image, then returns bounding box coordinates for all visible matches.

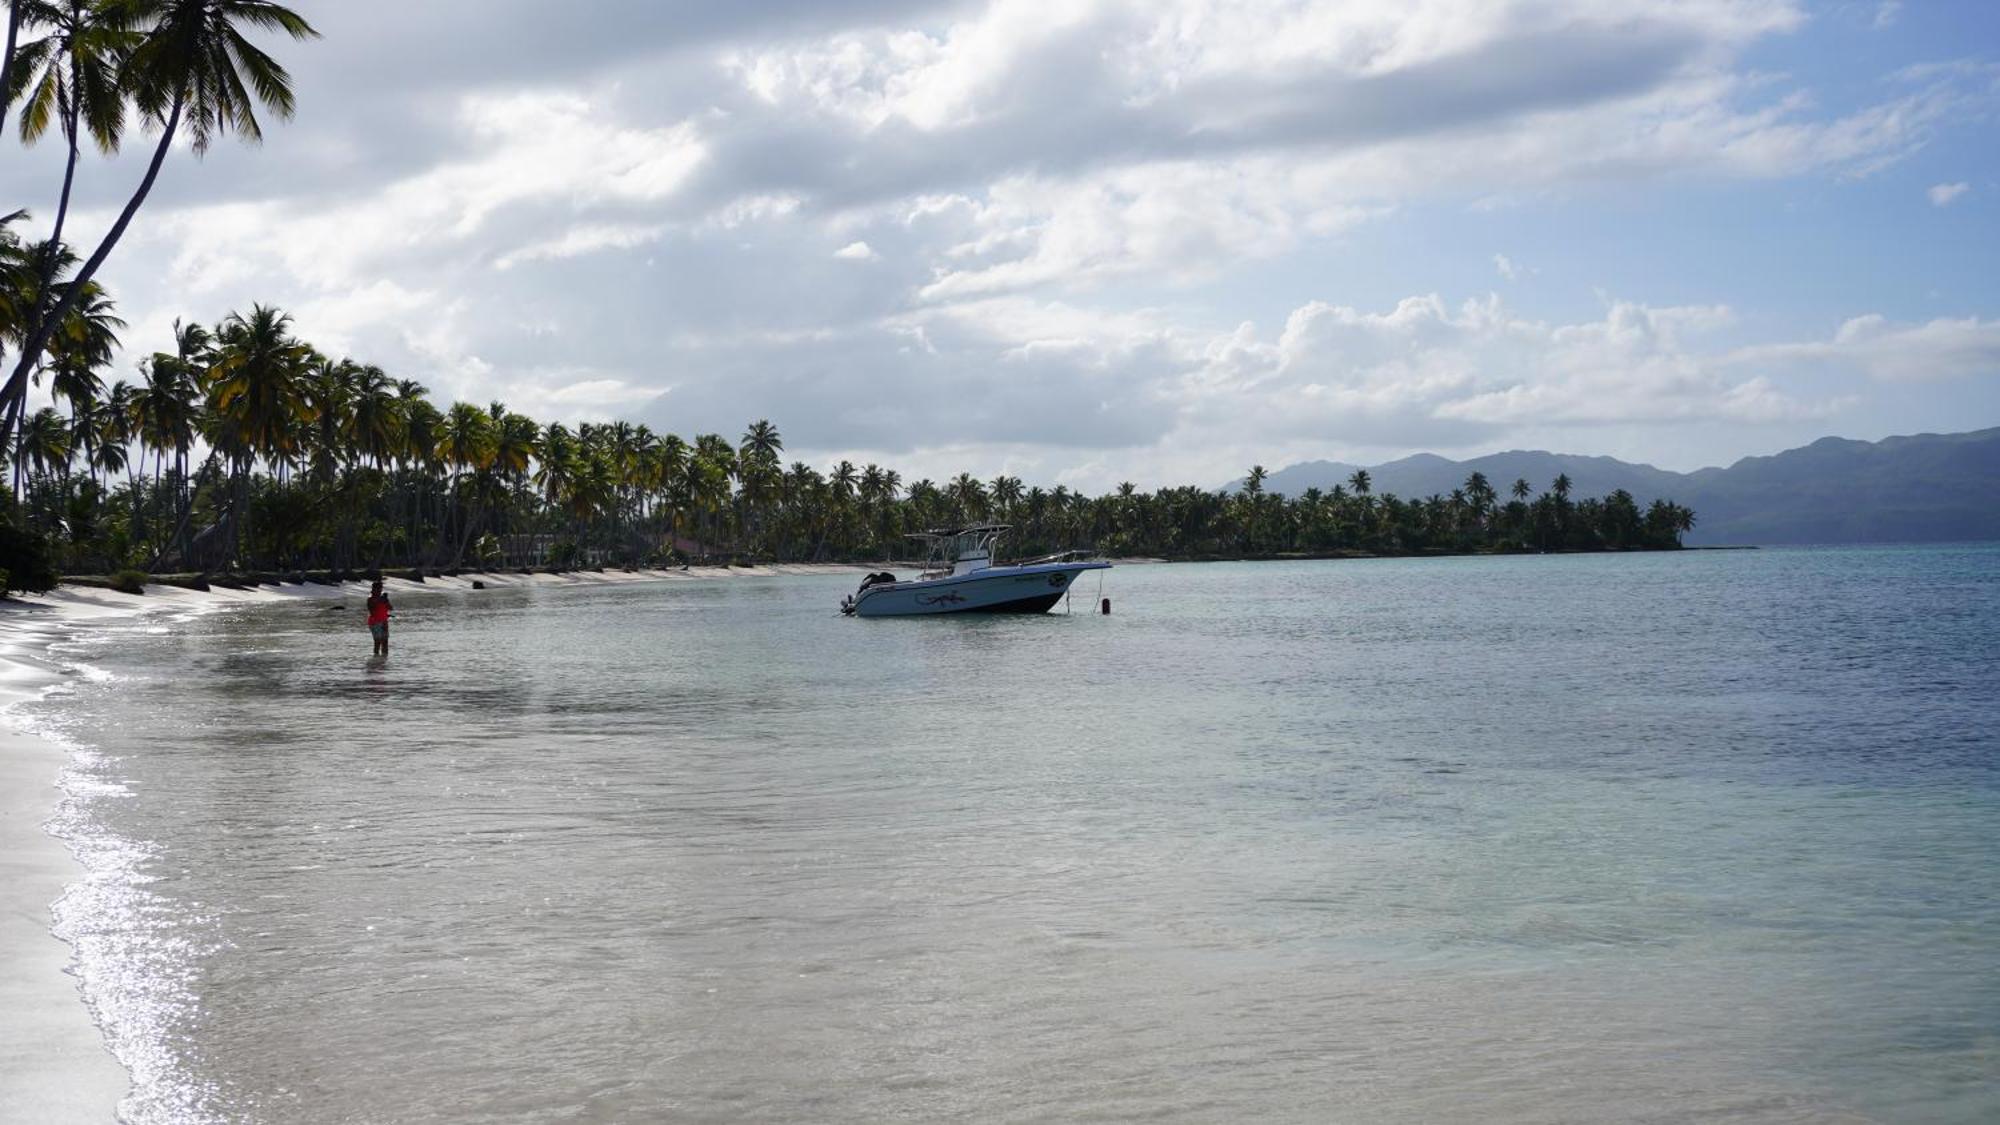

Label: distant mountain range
[1245,427,2000,545]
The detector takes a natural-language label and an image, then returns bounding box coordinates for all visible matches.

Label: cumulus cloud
[833,240,880,260]
[1178,294,1832,438]
[1928,181,1970,207]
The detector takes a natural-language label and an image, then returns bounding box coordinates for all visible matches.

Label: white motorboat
[840,525,1110,617]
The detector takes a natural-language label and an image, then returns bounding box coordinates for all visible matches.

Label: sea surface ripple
[33,546,2000,1123]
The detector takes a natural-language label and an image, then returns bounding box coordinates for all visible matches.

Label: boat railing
[1013,548,1099,566]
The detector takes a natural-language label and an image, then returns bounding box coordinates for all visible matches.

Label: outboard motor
[843,572,898,615]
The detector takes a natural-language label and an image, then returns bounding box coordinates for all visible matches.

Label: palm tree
[533,421,576,555]
[435,401,495,563]
[989,474,1023,518]
[346,363,399,470]
[0,0,319,455]
[42,273,121,399]
[208,304,311,561]
[132,326,203,564]
[50,360,101,481]
[298,354,352,483]
[740,419,782,464]
[209,305,309,463]
[653,431,688,548]
[8,0,135,361]
[946,472,986,521]
[87,398,126,481]
[15,404,70,491]
[485,409,537,560]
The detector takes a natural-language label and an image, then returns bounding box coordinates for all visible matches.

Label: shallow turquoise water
[32,546,2000,1123]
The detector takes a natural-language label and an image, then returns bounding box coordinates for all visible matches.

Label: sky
[3,0,1997,491]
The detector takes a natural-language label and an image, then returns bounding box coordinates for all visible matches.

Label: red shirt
[367,593,391,626]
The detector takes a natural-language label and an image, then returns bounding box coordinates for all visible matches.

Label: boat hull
[849,561,1110,617]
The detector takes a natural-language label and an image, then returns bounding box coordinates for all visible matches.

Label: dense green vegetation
[0,1,1692,586]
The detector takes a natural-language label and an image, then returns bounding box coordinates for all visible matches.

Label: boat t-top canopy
[905,523,1012,541]
[906,525,1011,575]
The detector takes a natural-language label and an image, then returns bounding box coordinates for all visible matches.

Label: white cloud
[833,240,879,260]
[1493,253,1520,281]
[1207,293,1827,432]
[1737,314,2000,382]
[496,223,671,270]
[1928,181,1970,207]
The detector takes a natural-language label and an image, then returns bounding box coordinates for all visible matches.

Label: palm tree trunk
[26,101,86,368]
[148,453,212,573]
[176,447,192,566]
[34,41,91,312]
[0,4,22,118]
[1,96,184,452]
[450,493,487,566]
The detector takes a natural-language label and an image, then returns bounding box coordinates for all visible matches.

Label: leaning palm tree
[0,0,318,455]
[2,2,59,111]
[9,0,136,360]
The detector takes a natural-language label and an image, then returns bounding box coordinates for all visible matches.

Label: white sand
[0,563,861,1122]
[0,594,145,1124]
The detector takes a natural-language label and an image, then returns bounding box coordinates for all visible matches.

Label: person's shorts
[370,622,388,641]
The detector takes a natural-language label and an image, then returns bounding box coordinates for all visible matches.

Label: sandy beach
[0,564,858,1124]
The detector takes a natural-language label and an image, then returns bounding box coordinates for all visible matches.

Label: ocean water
[25,546,2000,1124]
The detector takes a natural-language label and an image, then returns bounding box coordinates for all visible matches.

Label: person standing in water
[366,579,392,656]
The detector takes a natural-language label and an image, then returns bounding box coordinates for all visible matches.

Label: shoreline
[0,563,863,1124]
